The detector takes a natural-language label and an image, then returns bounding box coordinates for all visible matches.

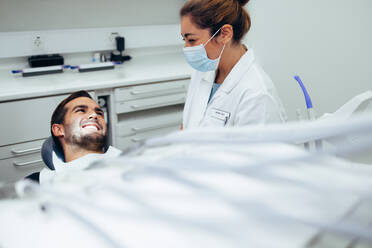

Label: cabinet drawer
[0,139,44,160]
[0,94,68,146]
[114,79,188,102]
[116,125,180,150]
[115,93,185,114]
[0,153,44,183]
[116,108,183,137]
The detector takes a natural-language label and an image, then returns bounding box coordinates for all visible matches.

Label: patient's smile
[81,123,100,131]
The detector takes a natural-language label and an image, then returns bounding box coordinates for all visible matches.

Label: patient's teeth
[83,125,98,131]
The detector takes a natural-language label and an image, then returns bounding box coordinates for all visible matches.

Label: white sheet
[1,115,372,248]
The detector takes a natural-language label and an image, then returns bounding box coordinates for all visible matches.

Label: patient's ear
[52,124,64,138]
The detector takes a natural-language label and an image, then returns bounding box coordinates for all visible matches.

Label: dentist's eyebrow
[182,33,195,39]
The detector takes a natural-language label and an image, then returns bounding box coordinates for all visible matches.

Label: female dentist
[180,0,287,129]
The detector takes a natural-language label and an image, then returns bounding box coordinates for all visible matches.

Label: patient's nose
[88,111,98,119]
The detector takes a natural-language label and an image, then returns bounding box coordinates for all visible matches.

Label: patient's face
[62,97,107,151]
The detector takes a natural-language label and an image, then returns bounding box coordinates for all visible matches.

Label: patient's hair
[51,90,93,153]
[180,0,251,44]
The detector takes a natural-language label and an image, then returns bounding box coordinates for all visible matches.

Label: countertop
[0,51,192,102]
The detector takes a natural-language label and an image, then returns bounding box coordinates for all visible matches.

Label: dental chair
[40,136,65,171]
[24,136,64,183]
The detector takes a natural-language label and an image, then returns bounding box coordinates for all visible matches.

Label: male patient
[27,90,121,184]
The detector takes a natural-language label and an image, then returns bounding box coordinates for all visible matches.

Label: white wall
[0,0,184,32]
[1,0,371,120]
[245,0,372,120]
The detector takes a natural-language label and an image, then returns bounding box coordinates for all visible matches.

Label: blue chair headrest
[41,136,65,171]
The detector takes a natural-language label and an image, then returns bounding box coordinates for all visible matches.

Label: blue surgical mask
[183,28,225,72]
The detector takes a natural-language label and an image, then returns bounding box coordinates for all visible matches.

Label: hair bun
[237,0,250,6]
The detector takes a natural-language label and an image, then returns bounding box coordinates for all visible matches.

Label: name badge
[211,108,231,124]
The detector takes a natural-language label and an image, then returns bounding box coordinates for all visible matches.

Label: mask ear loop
[204,26,226,59]
[203,26,224,46]
[218,44,226,58]
[220,44,226,55]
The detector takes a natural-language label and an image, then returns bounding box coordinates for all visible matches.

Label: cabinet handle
[130,86,185,96]
[131,98,185,110]
[132,121,181,132]
[11,147,41,155]
[13,159,43,167]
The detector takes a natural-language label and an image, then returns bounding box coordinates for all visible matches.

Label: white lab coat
[183,48,287,129]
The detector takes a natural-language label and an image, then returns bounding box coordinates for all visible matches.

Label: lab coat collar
[202,47,256,94]
[201,70,217,84]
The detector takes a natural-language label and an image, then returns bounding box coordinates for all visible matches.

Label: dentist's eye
[188,39,196,45]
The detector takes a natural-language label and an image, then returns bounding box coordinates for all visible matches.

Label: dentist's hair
[180,0,251,44]
[51,90,93,153]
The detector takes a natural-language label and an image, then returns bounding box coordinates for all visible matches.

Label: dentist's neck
[216,44,247,84]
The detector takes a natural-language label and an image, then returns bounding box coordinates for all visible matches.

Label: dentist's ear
[218,24,233,45]
[52,124,65,138]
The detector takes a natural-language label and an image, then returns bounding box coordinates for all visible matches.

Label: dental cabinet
[0,51,191,183]
[0,95,69,183]
[114,79,188,150]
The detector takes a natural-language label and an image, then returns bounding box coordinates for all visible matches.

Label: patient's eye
[76,108,85,113]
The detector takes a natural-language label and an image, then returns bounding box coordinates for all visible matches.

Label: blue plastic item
[294,75,313,109]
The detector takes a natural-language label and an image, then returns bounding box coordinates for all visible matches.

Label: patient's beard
[71,134,105,152]
[64,124,106,153]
